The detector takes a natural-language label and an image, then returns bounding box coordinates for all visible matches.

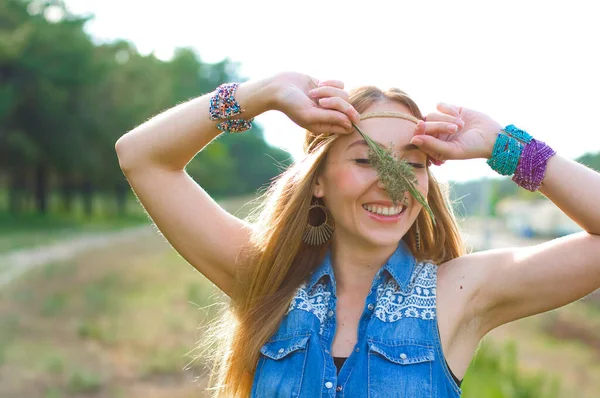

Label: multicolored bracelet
[209,83,254,134]
[487,125,556,192]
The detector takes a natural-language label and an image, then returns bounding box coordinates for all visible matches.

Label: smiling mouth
[361,204,407,217]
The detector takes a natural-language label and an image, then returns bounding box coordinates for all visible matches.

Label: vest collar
[305,240,417,294]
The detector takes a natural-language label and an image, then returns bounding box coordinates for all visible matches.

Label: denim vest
[250,240,463,398]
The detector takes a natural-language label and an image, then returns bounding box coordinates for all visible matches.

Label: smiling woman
[116,71,600,397]
[185,76,467,397]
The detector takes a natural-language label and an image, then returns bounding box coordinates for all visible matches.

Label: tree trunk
[34,162,48,214]
[60,175,75,213]
[115,180,127,216]
[82,179,93,218]
[8,168,25,214]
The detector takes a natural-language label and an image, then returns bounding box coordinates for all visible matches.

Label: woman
[115,72,600,397]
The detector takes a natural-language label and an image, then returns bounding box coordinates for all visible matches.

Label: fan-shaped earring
[415,221,421,252]
[302,203,334,245]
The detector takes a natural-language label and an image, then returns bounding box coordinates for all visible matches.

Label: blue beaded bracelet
[486,132,524,176]
[504,124,533,144]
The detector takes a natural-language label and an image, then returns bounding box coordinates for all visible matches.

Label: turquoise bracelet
[486,132,524,175]
[487,124,556,191]
[504,124,533,144]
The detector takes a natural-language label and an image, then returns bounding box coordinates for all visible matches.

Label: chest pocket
[367,340,435,398]
[252,333,311,398]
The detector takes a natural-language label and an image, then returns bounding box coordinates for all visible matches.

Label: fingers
[318,79,344,89]
[414,120,460,138]
[436,102,462,118]
[306,79,357,134]
[410,135,463,161]
[309,86,360,124]
[309,86,349,102]
[422,112,464,128]
[307,106,354,134]
[318,96,361,124]
[311,121,352,135]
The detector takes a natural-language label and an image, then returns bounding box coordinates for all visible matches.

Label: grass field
[0,193,599,397]
[0,193,262,397]
[0,228,225,397]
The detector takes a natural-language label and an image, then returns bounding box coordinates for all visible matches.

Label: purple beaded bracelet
[209,83,254,133]
[511,138,556,192]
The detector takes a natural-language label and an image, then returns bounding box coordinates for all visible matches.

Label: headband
[358,111,444,166]
[359,111,421,124]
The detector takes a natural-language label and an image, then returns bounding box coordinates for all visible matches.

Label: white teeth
[362,204,405,216]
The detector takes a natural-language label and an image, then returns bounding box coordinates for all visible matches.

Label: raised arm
[115,72,359,298]
[115,77,278,297]
[409,104,600,336]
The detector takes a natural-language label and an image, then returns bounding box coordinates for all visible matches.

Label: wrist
[481,121,504,159]
[482,130,500,159]
[234,75,280,118]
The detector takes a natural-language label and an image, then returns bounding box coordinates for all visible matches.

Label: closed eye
[353,159,425,168]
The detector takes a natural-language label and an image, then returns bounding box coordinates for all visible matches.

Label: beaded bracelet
[486,132,524,175]
[209,83,254,134]
[512,138,556,191]
[487,125,556,191]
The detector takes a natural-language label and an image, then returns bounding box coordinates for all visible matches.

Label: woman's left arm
[411,103,600,337]
[537,154,600,235]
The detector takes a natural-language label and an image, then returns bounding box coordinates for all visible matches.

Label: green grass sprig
[352,122,436,226]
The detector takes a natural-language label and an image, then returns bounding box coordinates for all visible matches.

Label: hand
[410,103,502,162]
[270,72,361,135]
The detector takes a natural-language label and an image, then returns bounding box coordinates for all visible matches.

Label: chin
[362,230,408,248]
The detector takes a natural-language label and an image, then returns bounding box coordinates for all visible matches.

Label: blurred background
[0,0,599,397]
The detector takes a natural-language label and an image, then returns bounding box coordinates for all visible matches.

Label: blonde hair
[195,85,467,397]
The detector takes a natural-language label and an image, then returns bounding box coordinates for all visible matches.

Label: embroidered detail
[286,280,332,335]
[374,262,437,322]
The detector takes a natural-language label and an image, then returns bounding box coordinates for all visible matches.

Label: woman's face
[313,100,429,248]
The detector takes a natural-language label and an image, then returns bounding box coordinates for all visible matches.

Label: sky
[62,0,600,183]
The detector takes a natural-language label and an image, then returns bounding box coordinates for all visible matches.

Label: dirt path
[0,217,550,289]
[0,224,155,288]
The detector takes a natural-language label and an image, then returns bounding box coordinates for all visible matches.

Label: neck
[329,234,398,296]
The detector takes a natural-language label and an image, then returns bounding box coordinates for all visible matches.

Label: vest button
[400,353,407,359]
[367,303,374,311]
[278,348,284,354]
[325,381,333,389]
[337,385,343,391]
[327,309,334,317]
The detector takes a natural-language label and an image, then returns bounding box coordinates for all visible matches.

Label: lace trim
[374,262,437,322]
[286,262,438,332]
[286,280,332,335]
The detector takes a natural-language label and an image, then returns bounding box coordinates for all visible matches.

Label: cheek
[330,166,372,194]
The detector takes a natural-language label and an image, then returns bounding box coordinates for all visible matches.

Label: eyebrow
[346,139,421,152]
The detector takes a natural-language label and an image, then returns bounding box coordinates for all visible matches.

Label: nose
[376,177,386,190]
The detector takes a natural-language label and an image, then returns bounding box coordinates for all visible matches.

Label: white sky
[65,0,600,183]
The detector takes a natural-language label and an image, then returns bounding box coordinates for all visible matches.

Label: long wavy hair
[195,85,467,397]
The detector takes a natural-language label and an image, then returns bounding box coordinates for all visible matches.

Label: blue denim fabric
[250,240,463,398]
[251,241,462,398]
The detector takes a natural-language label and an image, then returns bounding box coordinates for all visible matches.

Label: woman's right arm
[115,77,280,297]
[115,73,358,298]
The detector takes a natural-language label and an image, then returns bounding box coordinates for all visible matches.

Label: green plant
[67,370,102,393]
[463,340,561,398]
